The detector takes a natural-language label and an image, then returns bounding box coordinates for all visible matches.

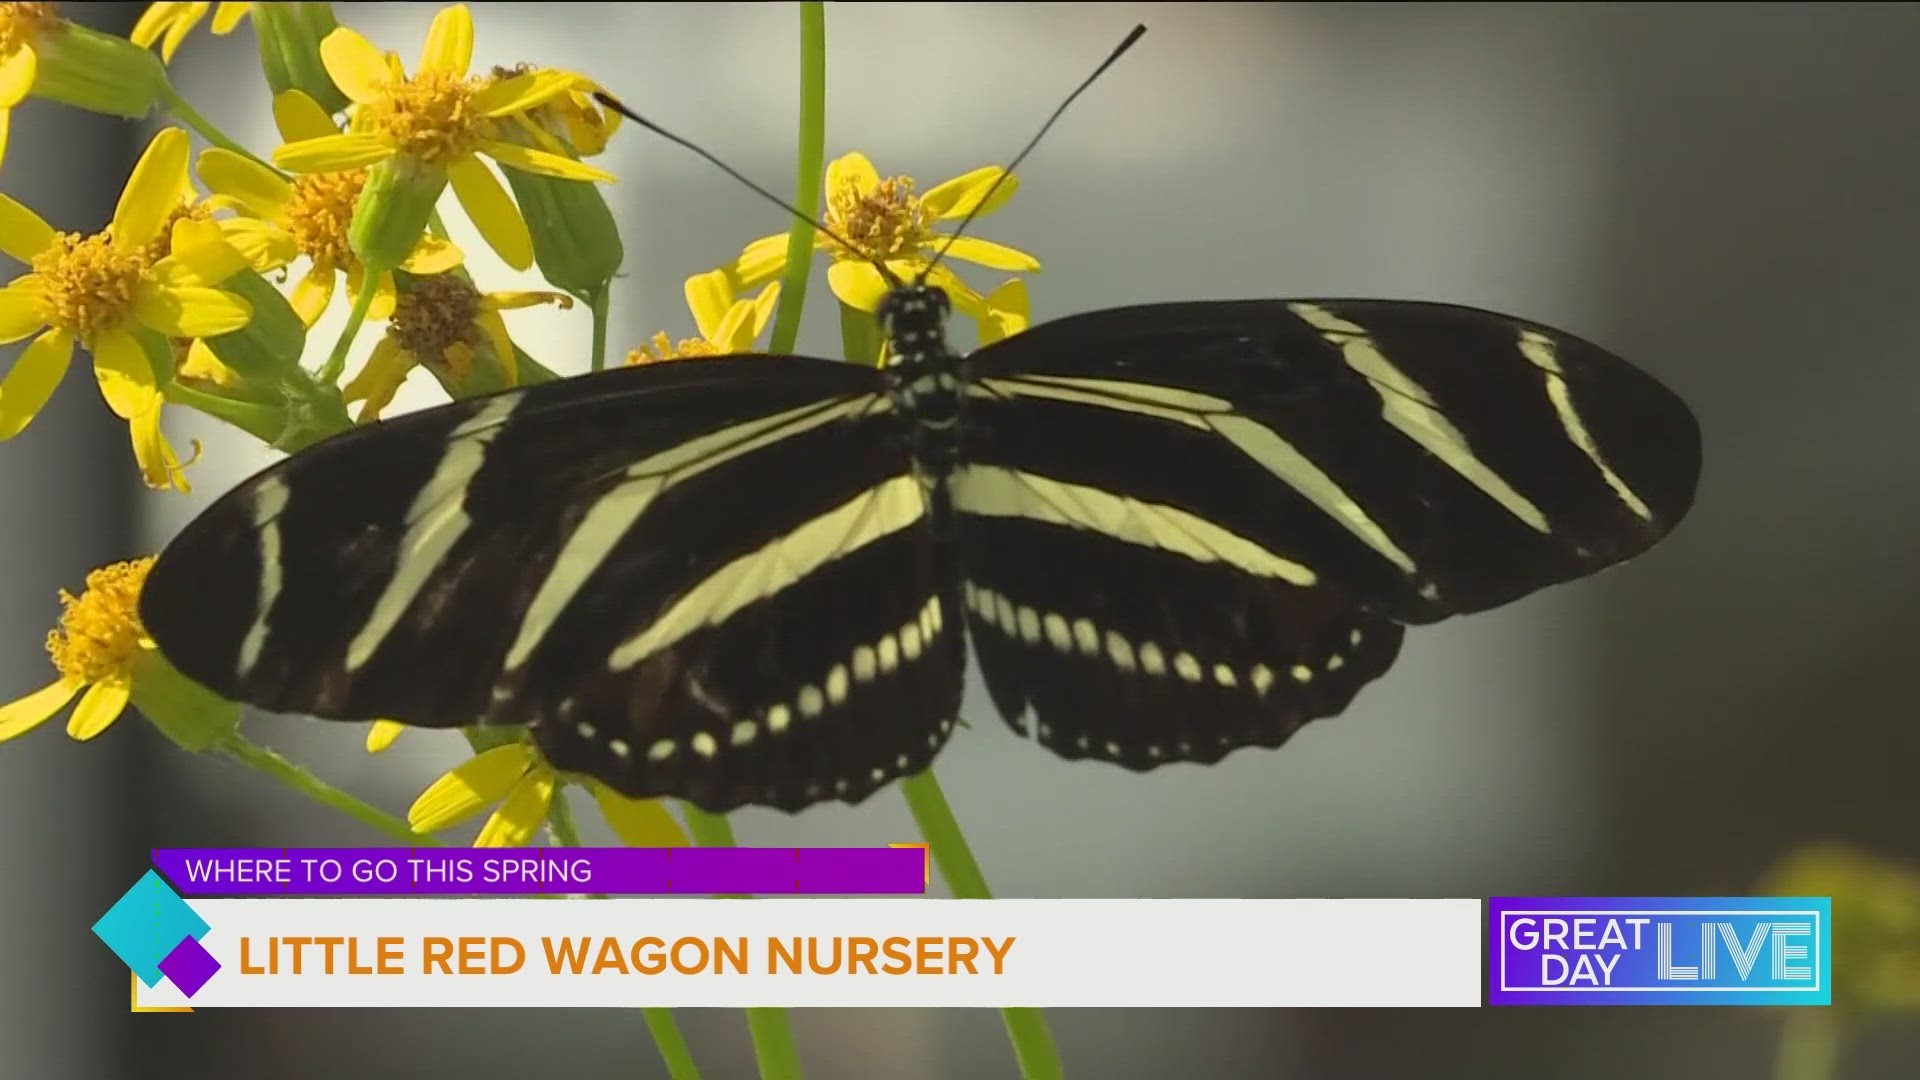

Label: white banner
[135,898,1483,1009]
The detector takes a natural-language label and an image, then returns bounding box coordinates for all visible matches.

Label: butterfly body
[140,291,1700,814]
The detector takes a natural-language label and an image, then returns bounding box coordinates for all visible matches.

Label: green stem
[587,285,611,372]
[220,736,441,845]
[158,85,280,173]
[320,269,383,386]
[900,772,1064,1080]
[766,1,827,355]
[1773,1010,1845,1080]
[682,807,807,1080]
[549,792,706,1080]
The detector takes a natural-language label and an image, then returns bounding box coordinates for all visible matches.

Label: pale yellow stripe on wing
[951,464,1318,587]
[1517,329,1654,522]
[1289,302,1550,533]
[236,475,291,677]
[344,392,524,673]
[503,394,880,672]
[607,473,928,672]
[978,374,1416,575]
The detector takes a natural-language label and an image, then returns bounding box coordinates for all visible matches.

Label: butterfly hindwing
[963,298,1701,624]
[954,508,1404,768]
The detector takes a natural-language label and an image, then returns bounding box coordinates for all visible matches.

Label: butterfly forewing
[963,298,1701,624]
[140,356,892,742]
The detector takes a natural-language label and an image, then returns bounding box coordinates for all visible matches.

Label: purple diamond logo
[157,936,220,998]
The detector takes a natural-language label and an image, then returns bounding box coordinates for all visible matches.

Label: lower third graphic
[1489,897,1831,1006]
[94,870,220,1003]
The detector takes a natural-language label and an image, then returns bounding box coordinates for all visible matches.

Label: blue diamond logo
[94,870,209,987]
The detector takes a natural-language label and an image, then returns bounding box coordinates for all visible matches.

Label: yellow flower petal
[130,2,186,49]
[407,742,536,832]
[364,268,398,323]
[153,221,250,287]
[748,281,781,341]
[448,155,533,271]
[216,217,298,273]
[400,235,463,275]
[921,166,1018,221]
[272,133,392,173]
[729,233,790,289]
[476,309,516,385]
[365,719,404,753]
[979,278,1030,346]
[133,283,252,338]
[592,788,690,848]
[826,152,879,198]
[923,234,1040,273]
[88,328,160,420]
[0,328,71,439]
[67,677,131,741]
[478,139,614,183]
[0,39,35,108]
[827,260,890,313]
[418,4,474,76]
[0,108,10,175]
[0,679,79,743]
[159,6,200,64]
[320,26,391,105]
[289,267,335,326]
[178,338,239,386]
[684,268,734,341]
[710,299,756,354]
[474,769,556,848]
[923,263,987,318]
[211,1,250,34]
[473,69,576,118]
[0,279,45,343]
[0,192,56,262]
[271,89,340,144]
[342,337,415,422]
[196,147,293,216]
[129,406,192,492]
[112,128,192,249]
[483,290,573,313]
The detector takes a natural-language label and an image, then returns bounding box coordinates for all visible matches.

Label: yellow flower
[201,90,464,328]
[0,127,252,489]
[341,274,569,422]
[129,1,249,63]
[408,741,690,849]
[270,3,611,271]
[979,278,1031,347]
[1761,842,1920,1012]
[725,151,1038,321]
[0,558,153,744]
[491,67,619,159]
[0,2,59,171]
[627,273,778,365]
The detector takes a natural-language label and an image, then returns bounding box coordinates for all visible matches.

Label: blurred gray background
[2,2,1916,1077]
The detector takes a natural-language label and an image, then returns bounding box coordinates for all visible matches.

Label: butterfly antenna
[915,23,1147,287]
[592,90,903,288]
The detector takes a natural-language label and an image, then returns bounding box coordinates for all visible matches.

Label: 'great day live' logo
[1488,897,1831,1006]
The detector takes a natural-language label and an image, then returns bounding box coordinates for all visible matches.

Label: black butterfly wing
[141,355,962,812]
[961,298,1700,625]
[953,298,1698,766]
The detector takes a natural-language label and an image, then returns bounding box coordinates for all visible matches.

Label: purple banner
[151,847,926,897]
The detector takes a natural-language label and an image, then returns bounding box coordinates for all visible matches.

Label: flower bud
[29,16,169,119]
[349,155,448,274]
[250,1,350,114]
[493,86,623,292]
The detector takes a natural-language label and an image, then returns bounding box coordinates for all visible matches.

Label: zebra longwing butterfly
[137,26,1701,815]
[140,289,1700,813]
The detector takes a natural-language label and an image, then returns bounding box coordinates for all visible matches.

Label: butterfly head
[876,284,951,354]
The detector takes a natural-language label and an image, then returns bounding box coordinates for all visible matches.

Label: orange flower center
[45,557,154,685]
[626,331,717,366]
[30,231,150,338]
[284,170,367,270]
[365,69,488,163]
[824,175,930,262]
[390,274,479,361]
[0,2,60,59]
